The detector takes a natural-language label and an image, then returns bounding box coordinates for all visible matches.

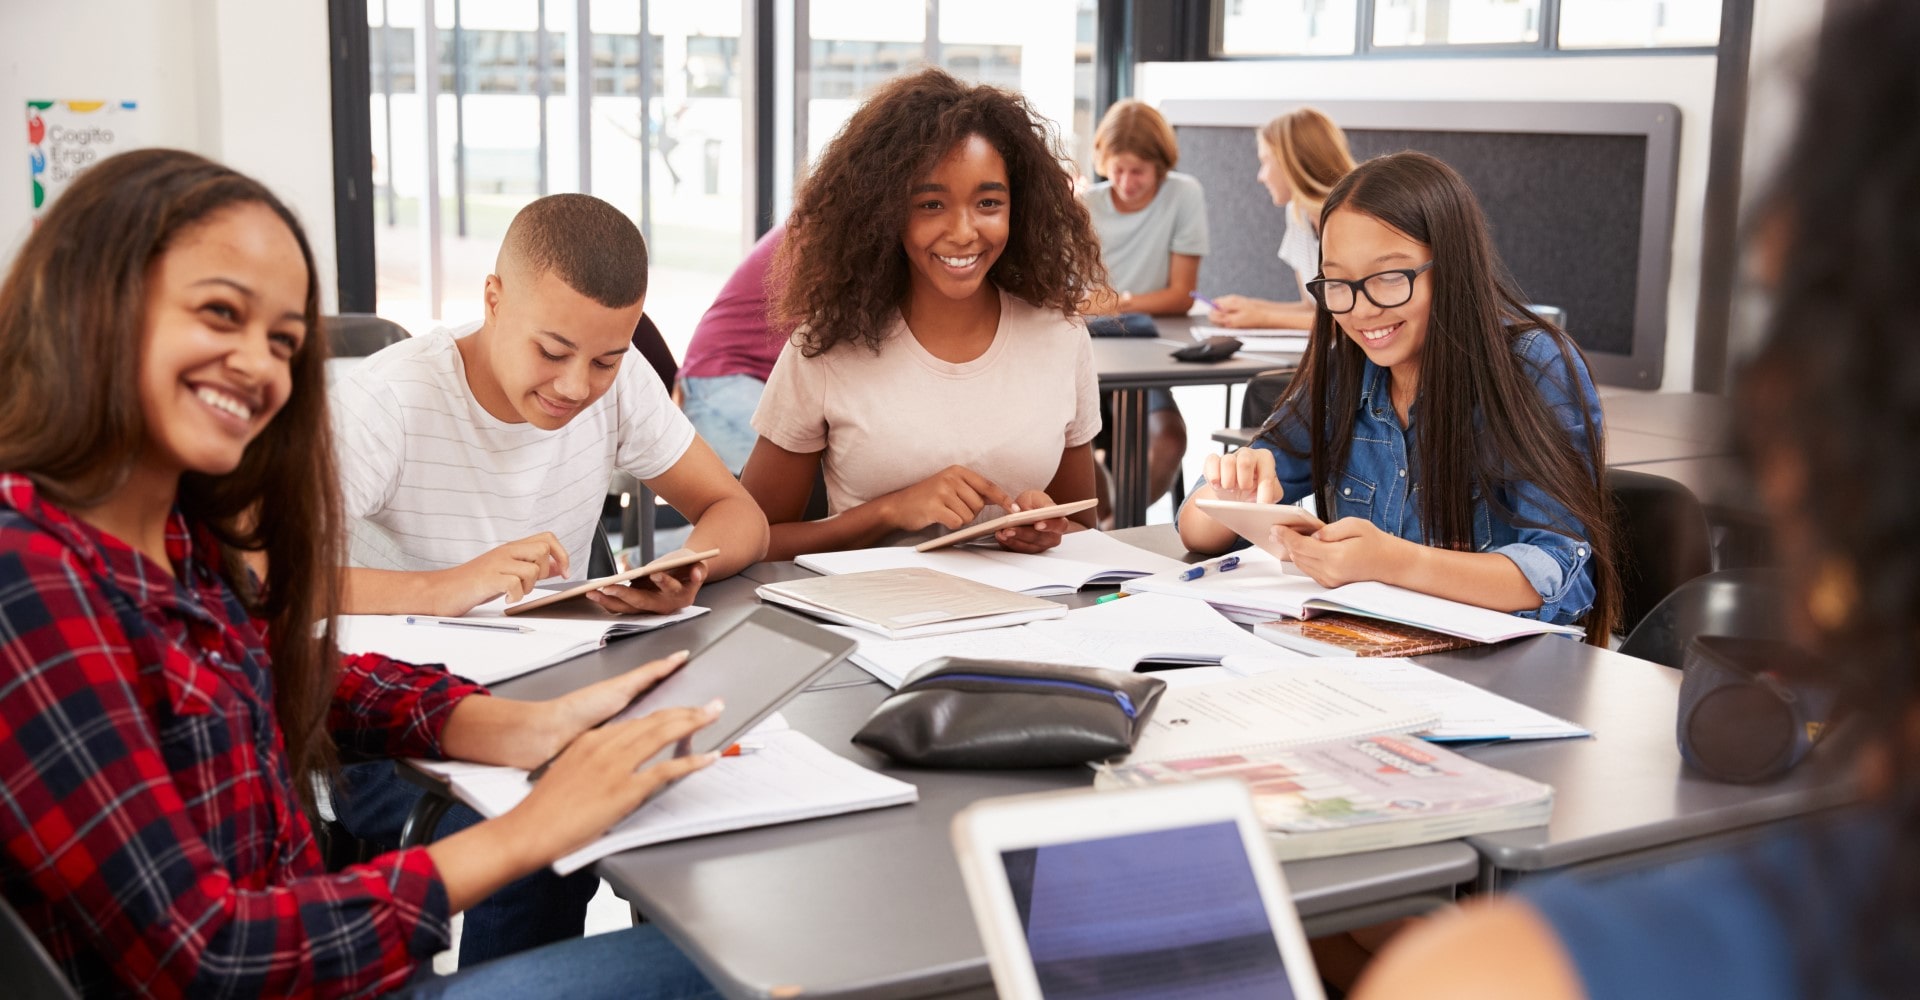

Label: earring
[1806,557,1858,632]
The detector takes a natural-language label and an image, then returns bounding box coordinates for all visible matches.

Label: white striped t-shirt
[330,323,695,582]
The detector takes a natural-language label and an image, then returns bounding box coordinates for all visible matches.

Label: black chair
[1618,568,1789,669]
[1608,467,1714,639]
[323,313,410,358]
[0,895,78,1000]
[613,314,682,562]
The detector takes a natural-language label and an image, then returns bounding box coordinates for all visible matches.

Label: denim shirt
[1253,329,1603,626]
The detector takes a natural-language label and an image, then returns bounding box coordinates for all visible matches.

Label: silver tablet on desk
[953,780,1325,1000]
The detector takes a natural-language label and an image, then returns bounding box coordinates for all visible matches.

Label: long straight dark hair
[0,149,341,808]
[1267,152,1619,641]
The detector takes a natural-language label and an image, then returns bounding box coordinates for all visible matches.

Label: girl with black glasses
[1178,151,1619,640]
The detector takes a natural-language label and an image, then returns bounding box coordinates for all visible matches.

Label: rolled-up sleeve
[329,652,487,761]
[1497,331,1604,626]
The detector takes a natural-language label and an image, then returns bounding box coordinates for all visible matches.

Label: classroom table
[464,572,1477,1000]
[1593,388,1735,446]
[1093,314,1298,530]
[409,525,1844,997]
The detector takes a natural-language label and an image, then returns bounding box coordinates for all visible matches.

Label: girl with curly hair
[1178,151,1618,638]
[741,68,1107,561]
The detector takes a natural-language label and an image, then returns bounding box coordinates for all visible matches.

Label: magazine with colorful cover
[1096,733,1553,861]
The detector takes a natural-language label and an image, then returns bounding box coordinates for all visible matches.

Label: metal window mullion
[638,2,654,248]
[416,0,444,320]
[452,0,468,238]
[537,0,549,196]
[575,0,592,192]
[1541,0,1562,51]
[381,0,396,226]
[1357,0,1376,55]
[793,0,810,185]
[925,0,941,68]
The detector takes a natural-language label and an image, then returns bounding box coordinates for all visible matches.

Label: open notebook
[796,529,1188,597]
[412,717,918,875]
[1111,668,1440,767]
[1122,549,1584,644]
[756,567,1065,639]
[334,592,707,686]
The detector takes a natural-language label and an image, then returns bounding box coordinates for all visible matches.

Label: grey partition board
[1617,455,1762,523]
[1416,635,1853,876]
[1607,426,1734,465]
[1160,98,1680,389]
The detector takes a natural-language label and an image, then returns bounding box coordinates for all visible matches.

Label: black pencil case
[852,657,1167,768]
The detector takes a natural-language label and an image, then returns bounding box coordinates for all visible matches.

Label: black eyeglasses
[1305,261,1435,314]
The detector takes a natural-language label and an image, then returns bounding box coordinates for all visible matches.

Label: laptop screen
[999,820,1299,999]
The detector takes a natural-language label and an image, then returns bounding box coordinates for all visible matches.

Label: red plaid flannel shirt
[0,474,487,997]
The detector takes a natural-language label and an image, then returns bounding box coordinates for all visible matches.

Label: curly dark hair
[773,67,1106,355]
[1739,0,1920,992]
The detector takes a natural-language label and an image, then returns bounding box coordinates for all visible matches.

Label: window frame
[1209,0,1721,61]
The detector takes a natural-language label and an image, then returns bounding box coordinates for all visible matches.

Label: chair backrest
[1618,568,1788,669]
[1238,369,1294,429]
[324,313,410,359]
[0,895,79,1000]
[590,520,618,578]
[1608,467,1714,638]
[632,313,679,389]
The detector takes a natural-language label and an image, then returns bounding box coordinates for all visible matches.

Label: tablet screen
[610,609,854,758]
[1000,821,1297,999]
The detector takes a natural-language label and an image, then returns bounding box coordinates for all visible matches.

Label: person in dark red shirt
[0,150,722,997]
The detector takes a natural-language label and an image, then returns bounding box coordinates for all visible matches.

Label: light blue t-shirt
[1081,171,1209,294]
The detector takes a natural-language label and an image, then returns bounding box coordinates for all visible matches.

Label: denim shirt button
[1576,547,1587,558]
[1342,487,1352,496]
[1398,468,1406,477]
[1373,408,1384,417]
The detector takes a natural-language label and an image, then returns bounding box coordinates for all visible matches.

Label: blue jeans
[680,374,765,473]
[400,923,721,999]
[333,762,600,966]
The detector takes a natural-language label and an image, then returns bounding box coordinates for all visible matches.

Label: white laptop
[952,780,1325,1000]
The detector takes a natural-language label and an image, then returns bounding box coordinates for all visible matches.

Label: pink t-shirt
[752,289,1102,522]
[679,223,789,382]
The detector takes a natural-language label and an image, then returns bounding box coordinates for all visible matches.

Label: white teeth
[936,253,980,268]
[195,386,252,421]
[1359,324,1397,341]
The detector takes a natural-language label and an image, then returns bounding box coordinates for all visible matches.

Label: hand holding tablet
[504,547,720,616]
[1194,499,1326,562]
[915,499,1098,552]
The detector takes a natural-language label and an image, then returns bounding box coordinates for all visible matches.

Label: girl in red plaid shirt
[0,150,722,997]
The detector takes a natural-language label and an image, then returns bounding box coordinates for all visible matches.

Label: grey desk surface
[1089,337,1297,391]
[493,568,1475,1000]
[1594,388,1734,445]
[486,525,1843,997]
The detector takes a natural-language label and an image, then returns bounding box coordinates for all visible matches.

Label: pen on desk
[404,616,532,634]
[1178,555,1242,582]
[1189,291,1220,312]
[1095,591,1133,605]
[720,742,761,758]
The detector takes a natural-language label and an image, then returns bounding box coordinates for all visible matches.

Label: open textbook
[1098,733,1554,861]
[1111,668,1440,766]
[796,529,1188,597]
[413,717,918,875]
[334,596,707,686]
[1123,548,1584,644]
[828,592,1277,687]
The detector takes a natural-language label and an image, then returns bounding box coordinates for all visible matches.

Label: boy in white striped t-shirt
[331,193,767,619]
[327,193,768,966]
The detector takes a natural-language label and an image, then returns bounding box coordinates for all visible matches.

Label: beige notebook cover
[756,567,1066,639]
[504,548,719,616]
[914,499,1098,552]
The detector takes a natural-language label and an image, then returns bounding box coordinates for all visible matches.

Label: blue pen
[1189,291,1221,311]
[1178,555,1241,581]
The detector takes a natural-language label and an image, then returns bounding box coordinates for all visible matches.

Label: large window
[1218,0,1720,55]
[366,0,747,356]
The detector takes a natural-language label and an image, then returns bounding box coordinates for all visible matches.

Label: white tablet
[915,499,1100,552]
[504,547,719,616]
[1194,499,1325,562]
[953,780,1325,1000]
